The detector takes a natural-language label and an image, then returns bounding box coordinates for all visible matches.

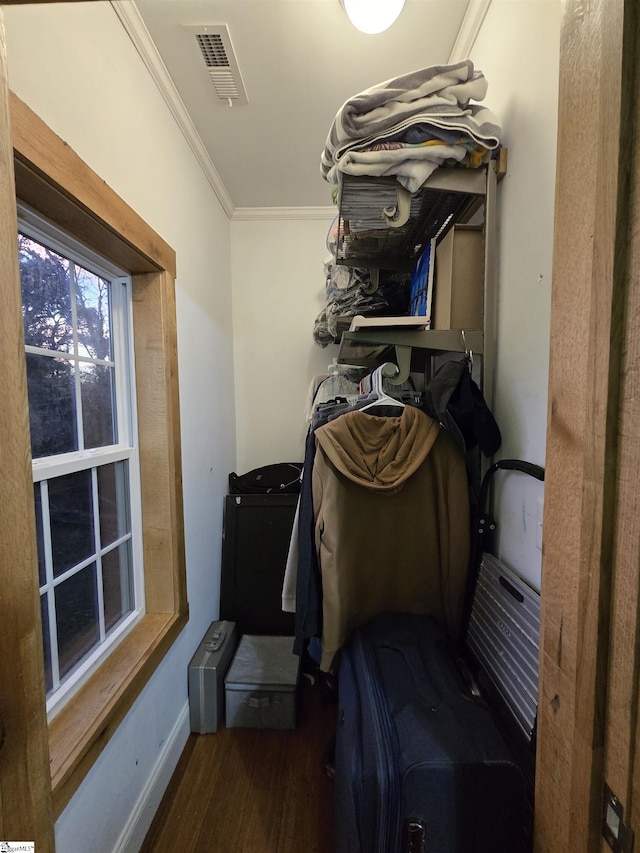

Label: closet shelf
[332,152,503,389]
[337,328,483,381]
[335,165,490,272]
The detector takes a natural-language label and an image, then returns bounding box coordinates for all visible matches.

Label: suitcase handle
[499,574,524,603]
[490,459,545,479]
[204,620,230,653]
[478,459,545,524]
[404,819,426,852]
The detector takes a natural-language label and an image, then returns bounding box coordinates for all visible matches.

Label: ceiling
[127,0,473,213]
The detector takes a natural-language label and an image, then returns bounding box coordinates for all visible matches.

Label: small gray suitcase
[188,620,238,733]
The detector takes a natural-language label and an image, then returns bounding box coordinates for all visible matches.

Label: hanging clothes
[312,405,470,671]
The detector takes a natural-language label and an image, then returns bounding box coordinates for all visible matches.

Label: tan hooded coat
[313,405,470,671]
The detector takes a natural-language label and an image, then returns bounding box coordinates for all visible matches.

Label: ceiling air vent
[189,25,248,105]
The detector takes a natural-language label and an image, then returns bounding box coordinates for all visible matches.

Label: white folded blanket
[320,61,501,188]
[325,141,469,193]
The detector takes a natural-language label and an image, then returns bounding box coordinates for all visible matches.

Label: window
[9,89,188,819]
[19,212,144,716]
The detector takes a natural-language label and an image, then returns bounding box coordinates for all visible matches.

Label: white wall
[231,215,337,472]
[4,3,236,850]
[470,0,561,589]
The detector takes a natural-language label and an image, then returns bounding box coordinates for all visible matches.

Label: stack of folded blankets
[320,60,502,194]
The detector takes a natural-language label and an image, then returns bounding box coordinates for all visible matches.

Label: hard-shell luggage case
[188,620,238,733]
[335,611,526,853]
[462,459,544,846]
[466,551,540,747]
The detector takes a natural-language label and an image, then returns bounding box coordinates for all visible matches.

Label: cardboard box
[433,225,484,330]
[225,635,300,729]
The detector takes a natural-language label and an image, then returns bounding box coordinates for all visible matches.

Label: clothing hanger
[360,362,405,412]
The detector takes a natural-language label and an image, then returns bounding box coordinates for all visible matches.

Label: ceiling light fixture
[340,0,406,34]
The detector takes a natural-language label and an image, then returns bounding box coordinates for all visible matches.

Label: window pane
[41,594,53,694]
[75,267,112,361]
[55,564,99,680]
[26,353,78,459]
[80,363,116,448]
[102,542,134,633]
[19,235,72,352]
[34,483,46,588]
[49,470,94,577]
[98,462,131,547]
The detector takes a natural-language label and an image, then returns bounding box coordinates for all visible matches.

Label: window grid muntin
[92,467,106,639]
[39,480,61,688]
[25,343,116,368]
[69,261,84,449]
[19,209,145,719]
[40,530,133,590]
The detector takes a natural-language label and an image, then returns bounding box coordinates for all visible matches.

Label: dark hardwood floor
[140,674,338,852]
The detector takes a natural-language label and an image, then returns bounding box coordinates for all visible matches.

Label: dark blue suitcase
[334,612,526,853]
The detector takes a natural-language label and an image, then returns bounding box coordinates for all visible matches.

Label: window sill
[48,608,188,818]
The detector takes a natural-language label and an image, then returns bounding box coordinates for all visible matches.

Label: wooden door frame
[536,0,639,849]
[0,9,55,851]
[601,8,640,837]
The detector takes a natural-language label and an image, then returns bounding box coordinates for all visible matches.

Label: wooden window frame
[9,91,188,818]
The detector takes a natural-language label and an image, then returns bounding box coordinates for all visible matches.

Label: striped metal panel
[466,553,540,742]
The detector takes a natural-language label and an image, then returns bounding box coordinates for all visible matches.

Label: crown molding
[448,0,492,63]
[232,206,336,222]
[110,0,235,219]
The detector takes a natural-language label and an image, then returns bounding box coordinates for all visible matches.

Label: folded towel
[324,141,469,193]
[321,60,501,187]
